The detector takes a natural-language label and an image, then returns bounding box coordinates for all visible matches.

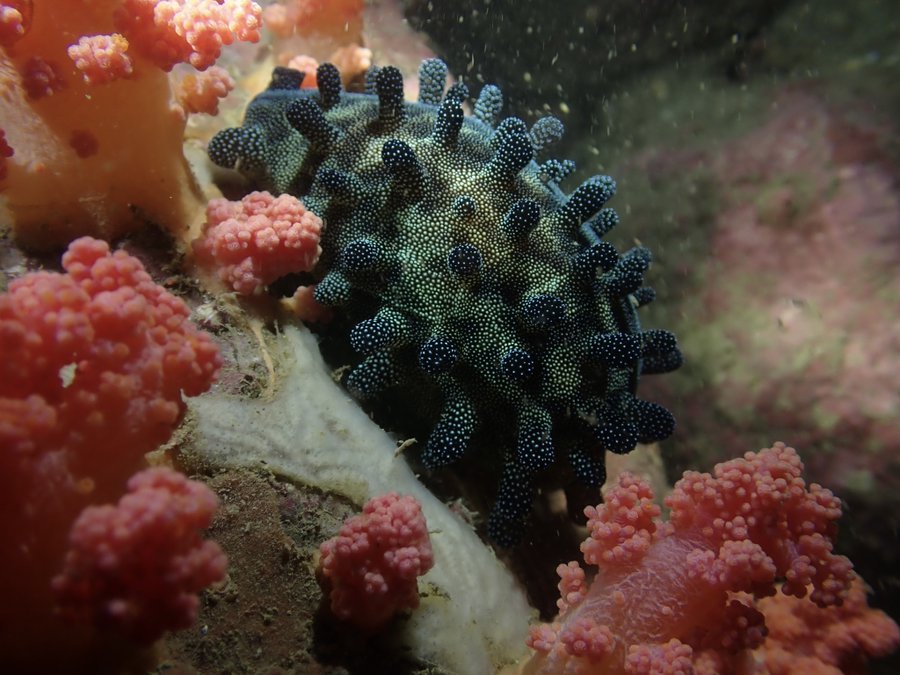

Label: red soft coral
[318,492,434,630]
[52,467,226,643]
[523,443,862,675]
[193,191,323,295]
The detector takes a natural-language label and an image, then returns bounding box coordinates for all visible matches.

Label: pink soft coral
[193,191,323,295]
[318,492,434,630]
[53,467,227,643]
[114,0,262,71]
[0,128,12,182]
[67,34,133,85]
[0,1,29,47]
[0,237,221,667]
[523,443,859,675]
[20,55,65,99]
[2,2,215,250]
[174,65,235,115]
[261,0,363,41]
[748,576,900,674]
[0,236,221,511]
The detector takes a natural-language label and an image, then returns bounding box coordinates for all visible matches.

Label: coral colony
[318,492,434,631]
[207,58,683,544]
[1,238,224,658]
[522,443,858,674]
[2,2,899,673]
[0,0,262,250]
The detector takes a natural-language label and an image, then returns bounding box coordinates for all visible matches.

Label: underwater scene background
[1,1,898,673]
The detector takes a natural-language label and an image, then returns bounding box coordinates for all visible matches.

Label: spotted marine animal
[208,59,683,544]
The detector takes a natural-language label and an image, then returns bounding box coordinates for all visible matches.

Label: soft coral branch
[0,237,222,669]
[317,492,434,631]
[114,0,262,72]
[53,467,227,644]
[522,443,864,675]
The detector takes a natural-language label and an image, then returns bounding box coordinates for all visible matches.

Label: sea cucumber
[207,58,682,544]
